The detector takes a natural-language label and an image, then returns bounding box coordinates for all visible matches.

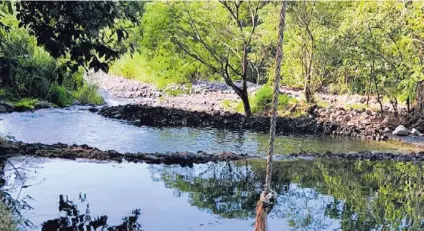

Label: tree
[15,1,143,81]
[168,1,268,117]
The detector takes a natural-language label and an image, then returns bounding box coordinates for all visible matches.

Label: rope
[254,2,287,231]
[264,0,287,196]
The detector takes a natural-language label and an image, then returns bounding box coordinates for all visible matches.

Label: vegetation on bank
[108,1,424,117]
[0,2,143,107]
[0,201,16,231]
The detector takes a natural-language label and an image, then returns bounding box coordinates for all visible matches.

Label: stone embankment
[2,140,424,163]
[98,104,336,135]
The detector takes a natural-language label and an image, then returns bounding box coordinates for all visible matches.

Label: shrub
[1,27,56,99]
[48,85,72,107]
[73,84,105,105]
[0,201,16,231]
[14,98,39,110]
[251,85,295,114]
[328,83,349,95]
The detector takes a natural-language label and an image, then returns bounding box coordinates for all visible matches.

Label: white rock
[411,128,422,136]
[392,125,409,136]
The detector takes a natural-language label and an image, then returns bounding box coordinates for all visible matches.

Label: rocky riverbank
[99,104,336,135]
[0,141,250,166]
[2,140,424,163]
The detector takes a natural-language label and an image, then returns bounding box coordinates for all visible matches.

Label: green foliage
[0,201,16,231]
[0,23,56,99]
[14,98,38,110]
[73,84,105,105]
[48,85,72,107]
[16,1,143,73]
[328,83,349,95]
[250,85,296,114]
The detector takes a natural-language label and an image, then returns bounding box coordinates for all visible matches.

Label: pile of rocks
[99,104,336,135]
[86,71,161,99]
[2,140,424,164]
[313,106,387,140]
[0,141,251,165]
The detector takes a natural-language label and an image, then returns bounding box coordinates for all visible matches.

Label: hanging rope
[254,1,287,231]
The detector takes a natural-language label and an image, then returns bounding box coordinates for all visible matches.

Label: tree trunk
[304,73,312,103]
[240,90,252,117]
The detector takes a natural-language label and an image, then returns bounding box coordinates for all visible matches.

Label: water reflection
[41,194,142,231]
[151,159,424,230]
[3,158,424,230]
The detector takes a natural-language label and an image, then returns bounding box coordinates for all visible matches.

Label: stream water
[0,97,423,230]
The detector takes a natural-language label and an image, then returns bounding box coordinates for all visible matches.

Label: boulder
[343,115,351,122]
[383,127,391,133]
[392,125,409,136]
[88,107,99,113]
[0,105,7,113]
[411,128,422,136]
[0,102,14,112]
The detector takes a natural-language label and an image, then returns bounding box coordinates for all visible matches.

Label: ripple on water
[0,107,415,154]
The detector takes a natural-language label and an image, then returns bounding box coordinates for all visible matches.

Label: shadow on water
[2,158,424,230]
[41,194,142,231]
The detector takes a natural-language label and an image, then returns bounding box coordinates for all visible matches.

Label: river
[0,93,423,230]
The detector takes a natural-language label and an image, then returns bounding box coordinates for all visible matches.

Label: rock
[365,109,373,116]
[0,105,7,113]
[392,125,409,136]
[343,115,351,122]
[0,102,14,112]
[383,127,391,133]
[360,97,367,104]
[73,100,81,105]
[411,128,422,136]
[34,101,54,109]
[88,107,99,113]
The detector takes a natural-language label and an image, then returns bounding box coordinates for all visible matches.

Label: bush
[14,98,39,110]
[73,84,105,105]
[251,85,296,114]
[328,83,349,95]
[1,26,57,99]
[0,201,16,231]
[48,85,72,107]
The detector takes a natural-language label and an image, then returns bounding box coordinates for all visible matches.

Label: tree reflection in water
[150,159,424,231]
[41,193,143,231]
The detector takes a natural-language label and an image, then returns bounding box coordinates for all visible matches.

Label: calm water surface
[3,157,424,231]
[0,108,415,154]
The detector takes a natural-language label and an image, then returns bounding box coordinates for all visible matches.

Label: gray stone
[411,128,422,136]
[0,105,7,113]
[392,125,410,136]
[34,101,54,109]
[383,127,391,133]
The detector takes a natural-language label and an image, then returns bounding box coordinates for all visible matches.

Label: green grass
[14,98,39,110]
[48,85,73,107]
[234,85,299,116]
[250,85,297,114]
[110,53,189,89]
[72,84,104,105]
[316,99,330,108]
[346,103,368,111]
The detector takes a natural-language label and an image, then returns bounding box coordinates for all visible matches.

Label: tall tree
[169,1,268,117]
[15,1,143,80]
